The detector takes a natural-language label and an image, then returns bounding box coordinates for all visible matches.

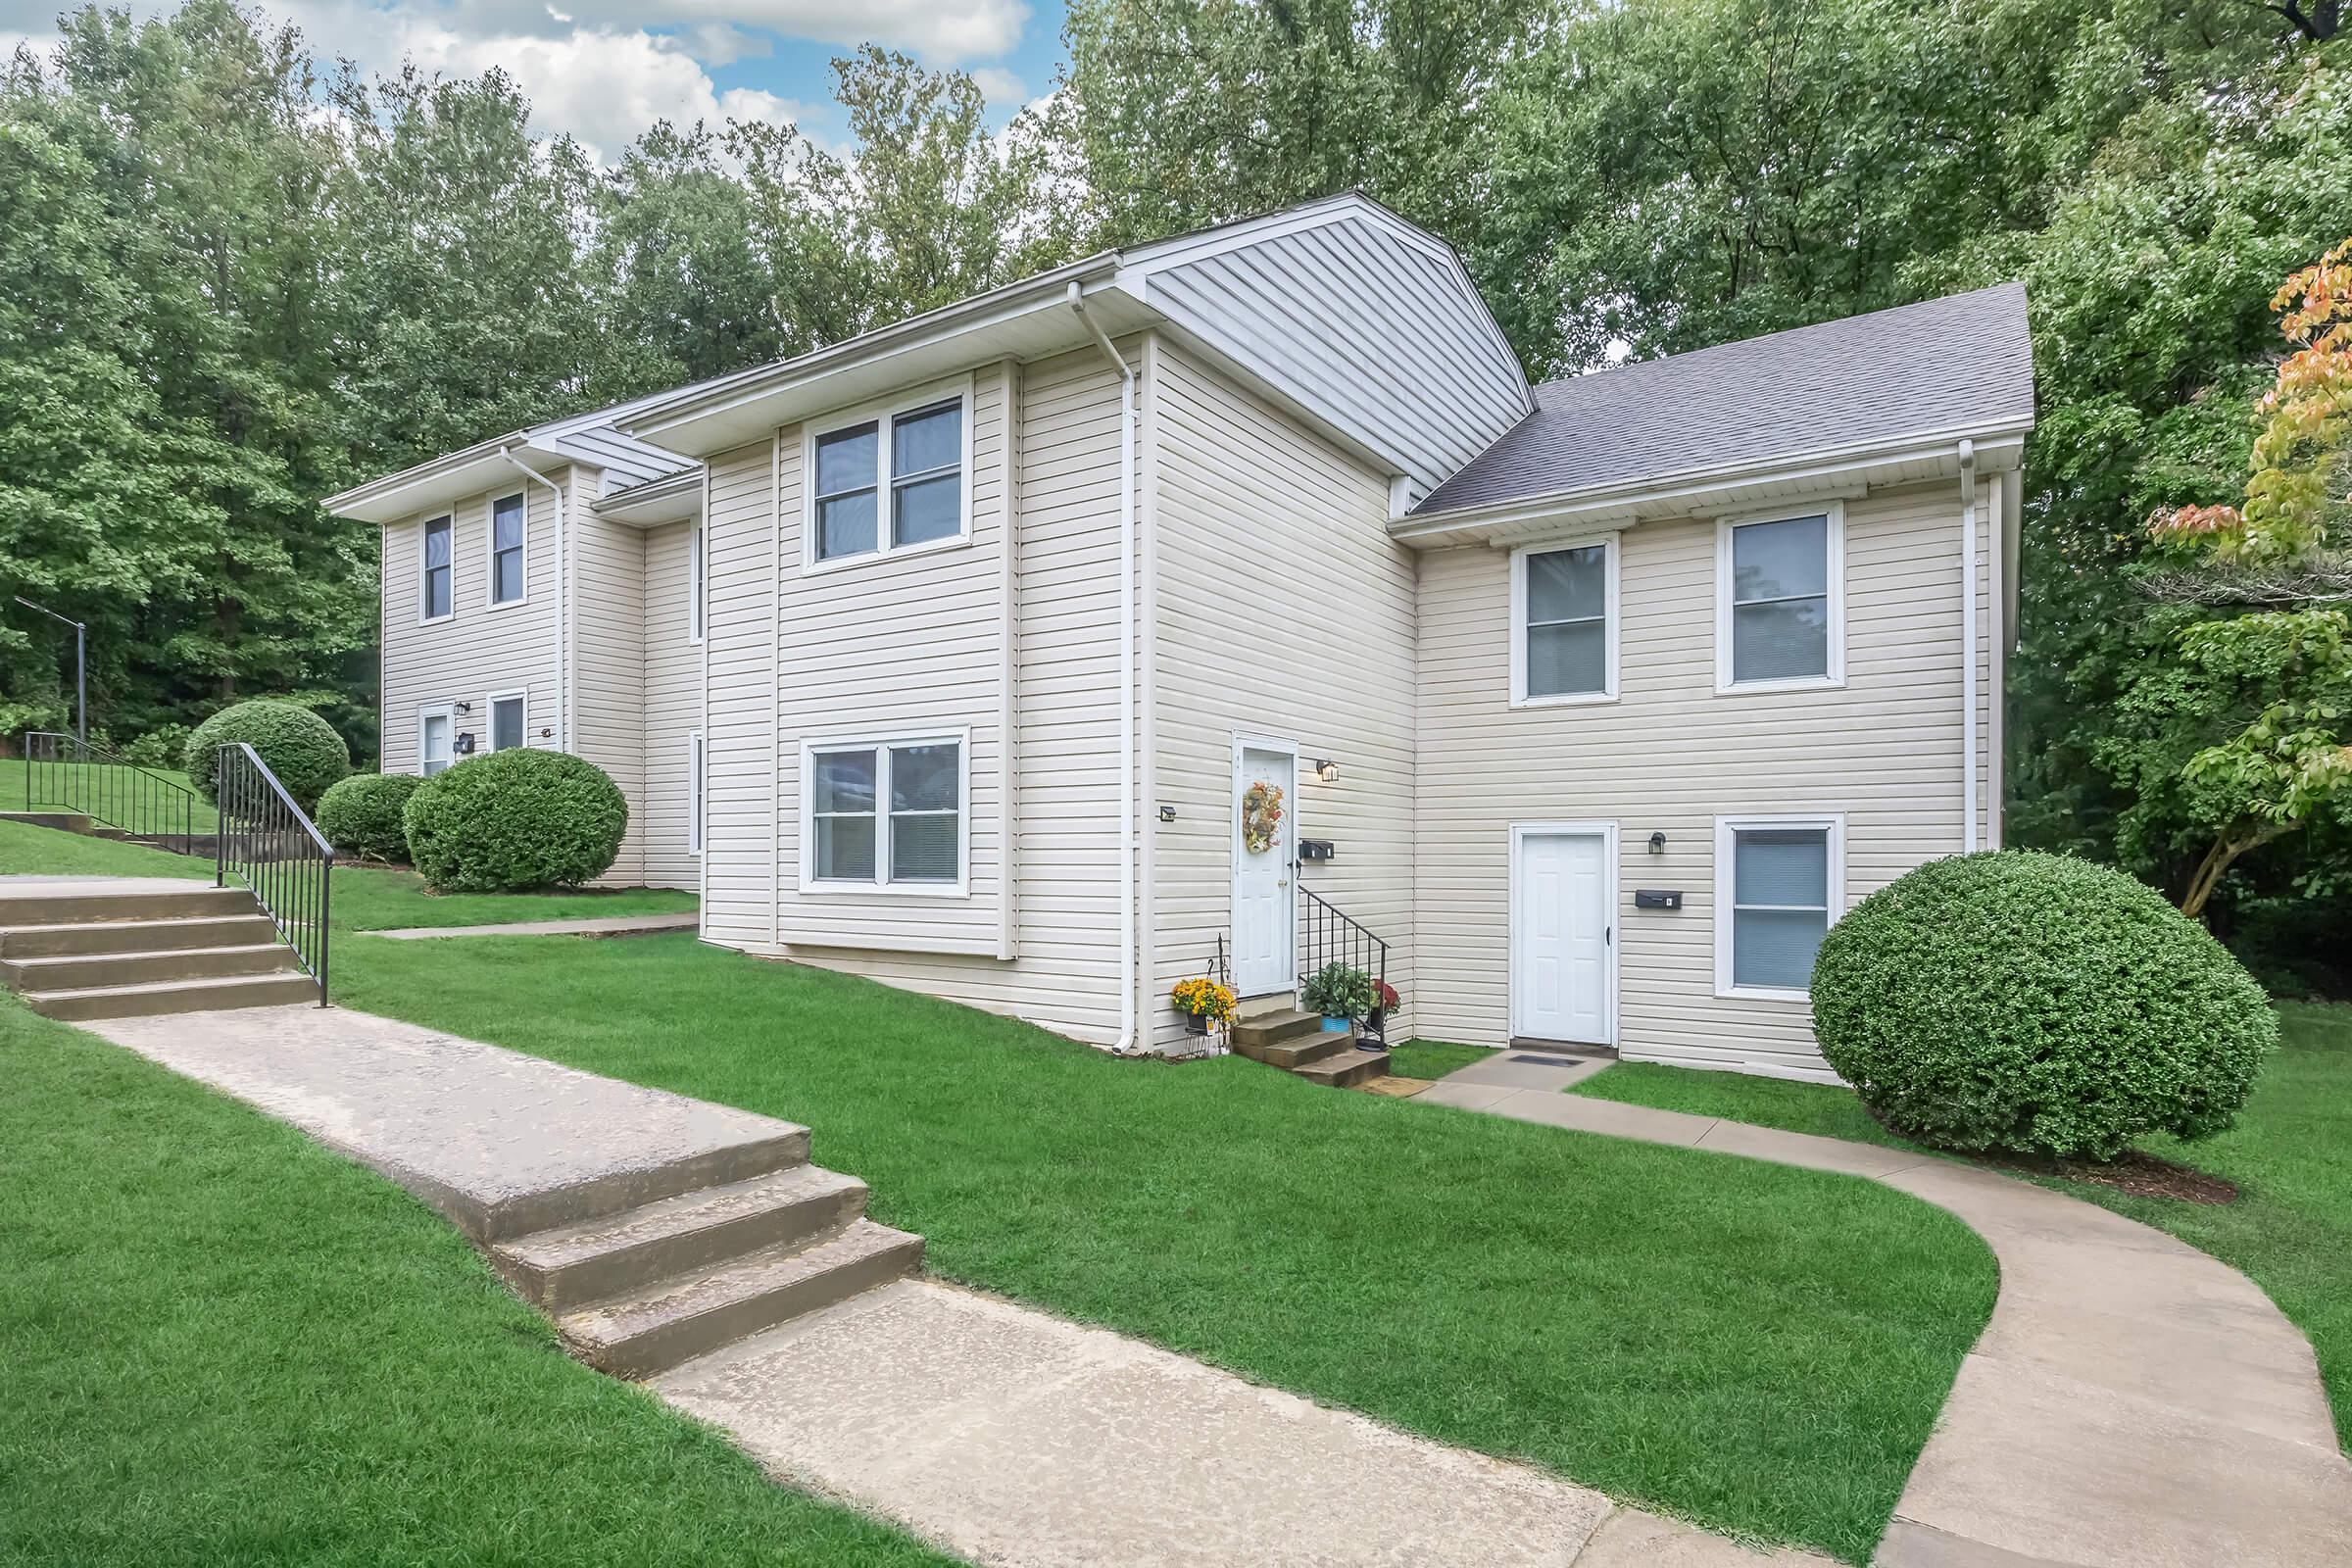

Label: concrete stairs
[0,883,318,1019]
[1230,998,1390,1088]
[485,1136,923,1378]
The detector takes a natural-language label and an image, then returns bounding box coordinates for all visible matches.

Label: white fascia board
[328,437,570,524]
[1393,424,2033,547]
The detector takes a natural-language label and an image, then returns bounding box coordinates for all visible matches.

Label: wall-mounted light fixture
[1157,805,1176,823]
[455,700,474,715]
[1314,759,1340,784]
[1648,831,1667,855]
[539,726,554,740]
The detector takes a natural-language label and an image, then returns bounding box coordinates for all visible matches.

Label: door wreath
[1241,781,1285,854]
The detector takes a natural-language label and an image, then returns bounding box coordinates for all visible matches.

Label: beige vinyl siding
[569,490,647,885]
[700,439,778,948]
[378,470,566,783]
[1413,481,1996,1079]
[640,518,701,890]
[1146,337,1417,1052]
[697,348,1134,1045]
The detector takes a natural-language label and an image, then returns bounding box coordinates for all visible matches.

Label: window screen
[1729,515,1830,683]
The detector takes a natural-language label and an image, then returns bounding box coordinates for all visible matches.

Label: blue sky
[0,0,1079,157]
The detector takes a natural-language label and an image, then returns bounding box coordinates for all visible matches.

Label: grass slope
[0,756,219,831]
[336,933,1995,1562]
[0,817,695,930]
[0,997,954,1567]
[1572,1005,2352,1449]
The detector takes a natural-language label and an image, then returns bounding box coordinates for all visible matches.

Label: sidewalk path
[88,1002,1816,1568]
[365,911,700,940]
[1418,1053,2352,1568]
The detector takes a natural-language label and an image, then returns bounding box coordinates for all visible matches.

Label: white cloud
[968,66,1025,109]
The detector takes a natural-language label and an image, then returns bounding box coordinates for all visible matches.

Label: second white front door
[1513,828,1613,1044]
[1232,743,1297,998]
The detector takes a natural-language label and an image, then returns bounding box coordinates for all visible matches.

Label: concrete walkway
[365,911,700,940]
[1419,1053,2352,1568]
[87,1002,1815,1568]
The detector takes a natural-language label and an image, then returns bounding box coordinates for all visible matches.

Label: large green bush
[1811,851,2275,1160]
[402,749,627,892]
[316,773,423,863]
[183,699,350,810]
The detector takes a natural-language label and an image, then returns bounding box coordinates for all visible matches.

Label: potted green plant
[1300,961,1374,1034]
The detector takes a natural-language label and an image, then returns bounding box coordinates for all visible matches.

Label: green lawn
[1571,1005,2352,1449]
[0,817,696,931]
[0,755,219,832]
[0,994,954,1567]
[332,933,1995,1561]
[1386,1038,1495,1080]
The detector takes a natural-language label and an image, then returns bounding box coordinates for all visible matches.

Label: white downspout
[1069,280,1140,1054]
[501,448,566,751]
[1958,439,1978,854]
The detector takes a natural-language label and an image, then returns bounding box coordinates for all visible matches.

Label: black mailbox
[453,732,476,756]
[1634,889,1682,910]
[1298,840,1335,862]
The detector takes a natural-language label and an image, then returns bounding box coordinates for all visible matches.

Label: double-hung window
[420,517,453,622]
[489,493,525,606]
[805,734,965,890]
[808,385,968,565]
[488,692,525,752]
[1512,538,1616,703]
[1716,816,1842,996]
[1719,509,1842,689]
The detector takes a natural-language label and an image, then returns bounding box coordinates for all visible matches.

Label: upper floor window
[420,516,453,622]
[807,382,969,567]
[489,493,525,606]
[1715,815,1842,997]
[1718,508,1842,691]
[1511,538,1617,705]
[804,733,965,892]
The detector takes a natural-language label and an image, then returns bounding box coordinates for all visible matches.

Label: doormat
[1504,1054,1587,1065]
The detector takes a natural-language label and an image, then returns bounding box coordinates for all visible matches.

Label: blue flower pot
[1319,1016,1350,1034]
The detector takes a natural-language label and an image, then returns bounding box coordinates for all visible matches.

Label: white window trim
[416,702,455,776]
[1715,502,1845,694]
[484,689,528,752]
[798,726,972,897]
[688,728,706,857]
[1713,812,1846,1001]
[687,524,706,646]
[485,491,528,611]
[800,374,976,574]
[1506,820,1620,1045]
[1509,534,1620,707]
[418,516,455,626]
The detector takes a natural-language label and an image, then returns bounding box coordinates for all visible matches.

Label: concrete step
[0,912,280,958]
[1291,1046,1391,1089]
[21,969,320,1021]
[493,1164,870,1312]
[559,1218,924,1378]
[1231,1008,1324,1053]
[1260,1027,1362,1069]
[1,942,298,992]
[0,886,257,927]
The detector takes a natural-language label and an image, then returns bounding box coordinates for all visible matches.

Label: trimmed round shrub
[183,699,351,809]
[402,749,627,892]
[1811,851,2275,1160]
[317,773,424,863]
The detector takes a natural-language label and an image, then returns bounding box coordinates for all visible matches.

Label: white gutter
[1069,281,1141,1055]
[500,448,567,751]
[1958,439,1979,854]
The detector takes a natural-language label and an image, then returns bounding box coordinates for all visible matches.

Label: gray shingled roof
[1410,282,2034,516]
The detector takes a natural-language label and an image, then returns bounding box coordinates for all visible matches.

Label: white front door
[1232,742,1298,998]
[1513,828,1613,1044]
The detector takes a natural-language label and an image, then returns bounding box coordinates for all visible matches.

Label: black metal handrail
[1298,887,1391,1047]
[22,730,205,854]
[215,742,332,1006]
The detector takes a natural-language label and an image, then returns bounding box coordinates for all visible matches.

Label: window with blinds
[806,735,964,890]
[1715,816,1842,996]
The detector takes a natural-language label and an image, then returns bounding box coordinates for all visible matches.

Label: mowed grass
[1385,1038,1495,1080]
[0,817,696,931]
[1572,1004,2352,1449]
[0,996,956,1567]
[335,933,1996,1561]
[0,755,219,831]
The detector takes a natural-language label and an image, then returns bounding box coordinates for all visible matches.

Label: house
[325,193,2034,1082]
